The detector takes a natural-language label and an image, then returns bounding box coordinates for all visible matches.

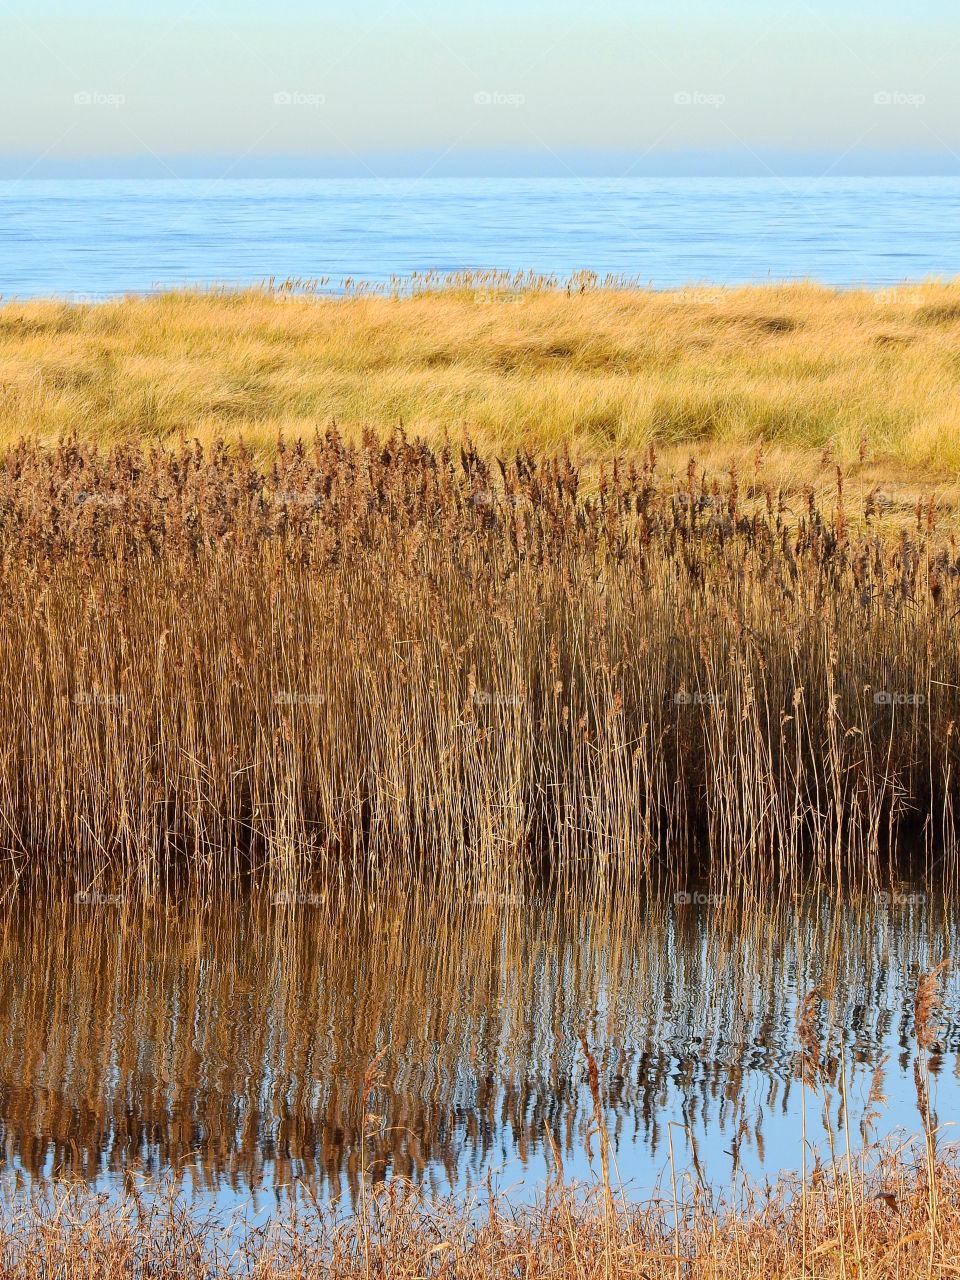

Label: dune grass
[1,276,960,488]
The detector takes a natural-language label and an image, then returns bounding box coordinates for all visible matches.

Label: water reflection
[0,888,956,1206]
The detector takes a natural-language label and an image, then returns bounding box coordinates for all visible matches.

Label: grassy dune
[1,277,960,485]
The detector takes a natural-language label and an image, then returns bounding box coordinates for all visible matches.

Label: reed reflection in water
[0,888,956,1209]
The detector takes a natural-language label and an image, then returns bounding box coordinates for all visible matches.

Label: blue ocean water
[1,177,958,299]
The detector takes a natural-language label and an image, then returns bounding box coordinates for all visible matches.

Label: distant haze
[2,0,958,178]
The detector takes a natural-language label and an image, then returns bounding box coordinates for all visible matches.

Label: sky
[1,0,959,177]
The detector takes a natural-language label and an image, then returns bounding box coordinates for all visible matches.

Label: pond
[0,885,955,1220]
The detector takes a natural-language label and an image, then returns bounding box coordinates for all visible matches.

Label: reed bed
[1,433,959,894]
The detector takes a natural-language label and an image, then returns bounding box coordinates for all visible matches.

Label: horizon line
[1,147,959,181]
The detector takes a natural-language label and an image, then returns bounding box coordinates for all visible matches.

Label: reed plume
[0,433,956,896]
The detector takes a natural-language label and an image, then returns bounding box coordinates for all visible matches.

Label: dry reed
[0,1127,956,1278]
[0,433,958,894]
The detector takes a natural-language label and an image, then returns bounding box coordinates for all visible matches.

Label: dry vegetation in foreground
[0,969,954,1280]
[1,1154,958,1280]
[2,274,960,484]
[1,433,959,892]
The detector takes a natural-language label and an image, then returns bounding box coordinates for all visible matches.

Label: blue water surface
[1,177,958,298]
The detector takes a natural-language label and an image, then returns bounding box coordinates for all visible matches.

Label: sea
[1,176,958,299]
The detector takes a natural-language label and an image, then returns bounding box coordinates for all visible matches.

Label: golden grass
[0,433,958,892]
[2,276,960,488]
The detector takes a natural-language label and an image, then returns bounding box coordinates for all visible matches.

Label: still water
[2,177,959,299]
[0,888,956,1218]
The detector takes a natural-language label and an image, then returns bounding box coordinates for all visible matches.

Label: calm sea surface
[1,178,959,299]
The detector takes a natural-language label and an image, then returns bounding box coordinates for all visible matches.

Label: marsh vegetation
[1,400,959,1273]
[0,433,957,894]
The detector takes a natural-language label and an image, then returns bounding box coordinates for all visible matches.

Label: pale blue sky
[2,0,958,176]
